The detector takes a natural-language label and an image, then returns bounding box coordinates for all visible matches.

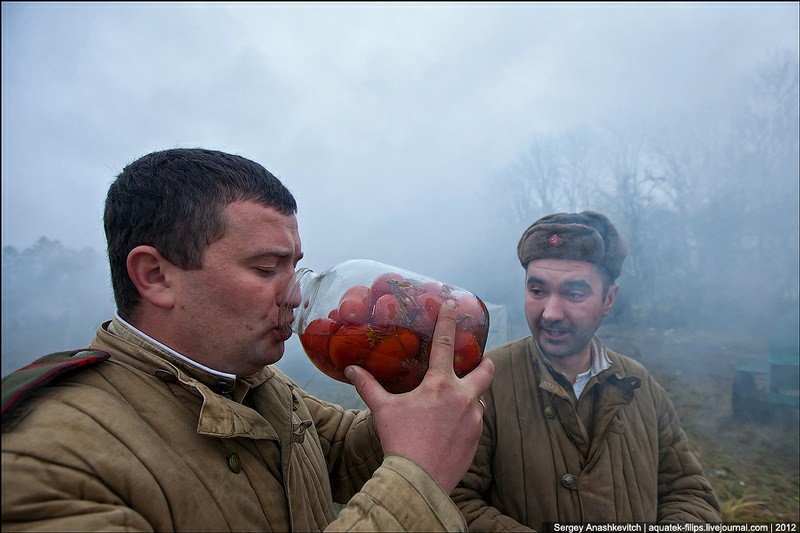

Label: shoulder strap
[2,349,110,429]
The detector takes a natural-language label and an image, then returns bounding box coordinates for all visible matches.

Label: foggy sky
[2,2,798,284]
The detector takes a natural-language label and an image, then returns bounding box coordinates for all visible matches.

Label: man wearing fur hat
[452,211,721,530]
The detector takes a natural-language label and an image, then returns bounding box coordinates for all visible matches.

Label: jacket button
[561,473,577,489]
[543,406,555,418]
[216,380,233,394]
[155,370,177,383]
[227,453,242,474]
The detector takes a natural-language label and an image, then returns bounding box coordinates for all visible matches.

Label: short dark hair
[104,148,297,318]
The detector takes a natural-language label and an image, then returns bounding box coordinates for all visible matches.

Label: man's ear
[127,245,176,309]
[603,284,619,317]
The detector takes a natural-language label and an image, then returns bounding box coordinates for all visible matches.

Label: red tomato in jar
[418,330,482,378]
[471,323,490,348]
[373,293,414,327]
[369,329,425,393]
[453,330,482,377]
[383,361,427,394]
[329,324,372,370]
[328,308,339,322]
[299,317,341,373]
[362,351,407,381]
[413,291,447,336]
[455,294,487,332]
[421,281,446,297]
[369,272,407,303]
[367,328,420,378]
[338,285,372,325]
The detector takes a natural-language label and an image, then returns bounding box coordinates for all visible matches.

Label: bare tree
[506,129,605,228]
[559,129,604,212]
[499,50,798,330]
[697,51,799,326]
[507,135,563,225]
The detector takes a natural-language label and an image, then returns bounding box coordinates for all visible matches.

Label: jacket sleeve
[286,371,384,502]
[652,377,722,522]
[328,455,467,532]
[292,382,466,532]
[2,449,154,532]
[451,391,536,532]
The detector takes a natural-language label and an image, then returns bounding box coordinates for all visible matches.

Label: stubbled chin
[280,328,295,343]
[536,333,573,357]
[267,339,285,362]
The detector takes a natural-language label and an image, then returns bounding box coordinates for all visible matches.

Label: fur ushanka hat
[517,211,628,281]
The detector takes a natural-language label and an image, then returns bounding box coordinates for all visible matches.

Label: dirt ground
[597,324,800,523]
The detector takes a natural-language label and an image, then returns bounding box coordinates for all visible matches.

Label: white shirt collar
[113,311,237,380]
[537,336,612,398]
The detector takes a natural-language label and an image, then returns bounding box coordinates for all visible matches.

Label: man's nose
[541,296,565,322]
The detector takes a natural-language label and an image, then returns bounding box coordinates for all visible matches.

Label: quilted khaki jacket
[2,318,465,532]
[451,337,721,531]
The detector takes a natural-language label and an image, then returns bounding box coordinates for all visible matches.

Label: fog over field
[2,2,798,379]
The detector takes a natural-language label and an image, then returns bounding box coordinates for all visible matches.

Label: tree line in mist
[467,49,798,338]
[3,50,797,378]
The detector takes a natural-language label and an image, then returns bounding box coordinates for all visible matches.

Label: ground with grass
[598,324,799,523]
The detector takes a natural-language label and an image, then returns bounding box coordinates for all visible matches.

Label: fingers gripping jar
[279,259,490,394]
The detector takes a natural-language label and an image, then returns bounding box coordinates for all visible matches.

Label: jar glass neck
[278,267,317,333]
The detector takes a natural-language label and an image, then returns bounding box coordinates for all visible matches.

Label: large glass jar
[279,259,490,393]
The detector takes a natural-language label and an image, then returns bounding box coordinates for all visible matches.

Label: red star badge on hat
[547,233,563,247]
